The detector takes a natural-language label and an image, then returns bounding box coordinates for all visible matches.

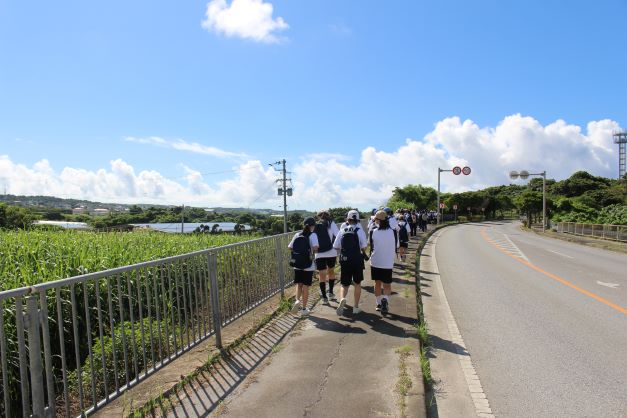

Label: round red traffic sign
[453,205,458,210]
[452,166,462,175]
[462,166,471,175]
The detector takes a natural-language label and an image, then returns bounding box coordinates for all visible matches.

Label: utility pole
[271,159,292,233]
[181,204,185,233]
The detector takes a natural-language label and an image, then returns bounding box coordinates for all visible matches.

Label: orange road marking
[480,228,627,315]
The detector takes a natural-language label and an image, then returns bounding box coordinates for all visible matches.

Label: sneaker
[375,304,381,311]
[322,297,330,305]
[336,298,347,316]
[352,307,362,315]
[381,298,389,315]
[300,308,310,316]
[291,299,301,313]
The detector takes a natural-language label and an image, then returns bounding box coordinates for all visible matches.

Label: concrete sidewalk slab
[164,236,427,418]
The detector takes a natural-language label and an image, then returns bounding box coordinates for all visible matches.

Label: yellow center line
[480,228,627,315]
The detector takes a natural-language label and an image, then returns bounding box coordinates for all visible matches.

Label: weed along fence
[555,222,627,242]
[0,232,292,418]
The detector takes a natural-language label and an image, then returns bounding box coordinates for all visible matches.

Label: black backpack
[290,232,312,269]
[339,226,363,268]
[314,222,333,252]
[398,222,409,243]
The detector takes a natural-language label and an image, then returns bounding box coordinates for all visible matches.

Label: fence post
[275,238,285,298]
[208,252,222,349]
[26,296,45,417]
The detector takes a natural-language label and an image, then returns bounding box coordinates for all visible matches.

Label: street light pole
[509,170,547,232]
[437,168,442,225]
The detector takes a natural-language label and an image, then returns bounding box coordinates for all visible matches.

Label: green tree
[515,190,543,227]
[0,203,35,229]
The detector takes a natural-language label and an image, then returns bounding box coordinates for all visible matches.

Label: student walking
[333,210,368,316]
[288,217,319,316]
[314,210,340,303]
[397,214,410,261]
[369,210,398,315]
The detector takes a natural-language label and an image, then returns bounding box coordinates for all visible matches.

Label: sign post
[437,166,471,225]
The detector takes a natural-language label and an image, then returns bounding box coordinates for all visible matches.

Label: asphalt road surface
[431,221,626,418]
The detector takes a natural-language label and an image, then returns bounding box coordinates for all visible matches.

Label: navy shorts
[294,270,314,286]
[371,266,393,284]
[315,256,337,270]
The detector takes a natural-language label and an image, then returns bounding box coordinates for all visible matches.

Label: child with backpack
[288,217,319,316]
[333,210,368,316]
[313,210,340,304]
[370,210,398,315]
[396,214,411,261]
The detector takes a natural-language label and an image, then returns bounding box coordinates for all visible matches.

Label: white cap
[347,210,360,221]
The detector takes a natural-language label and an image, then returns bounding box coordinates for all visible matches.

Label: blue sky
[1,0,625,210]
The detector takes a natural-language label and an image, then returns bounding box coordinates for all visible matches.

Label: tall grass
[0,230,254,290]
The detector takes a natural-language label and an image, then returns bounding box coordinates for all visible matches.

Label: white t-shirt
[333,223,368,251]
[367,216,377,233]
[288,232,319,271]
[315,221,340,259]
[369,227,397,269]
[388,215,399,231]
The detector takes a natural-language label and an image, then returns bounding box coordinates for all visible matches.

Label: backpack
[398,222,409,243]
[290,233,312,269]
[314,222,333,252]
[339,225,363,268]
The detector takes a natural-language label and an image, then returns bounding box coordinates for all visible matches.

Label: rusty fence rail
[555,222,627,242]
[0,232,292,417]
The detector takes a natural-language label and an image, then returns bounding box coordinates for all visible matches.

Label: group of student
[288,207,416,317]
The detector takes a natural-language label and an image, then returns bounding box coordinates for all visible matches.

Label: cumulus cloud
[201,0,288,43]
[125,136,249,159]
[1,115,621,210]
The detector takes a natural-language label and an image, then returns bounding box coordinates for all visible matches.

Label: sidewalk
[162,236,427,418]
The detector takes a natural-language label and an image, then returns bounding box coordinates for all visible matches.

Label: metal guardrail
[0,232,292,417]
[555,222,627,242]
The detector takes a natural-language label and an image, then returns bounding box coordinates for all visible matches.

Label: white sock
[383,295,389,301]
[376,296,381,304]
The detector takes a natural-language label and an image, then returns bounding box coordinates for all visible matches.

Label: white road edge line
[546,249,574,259]
[429,230,494,417]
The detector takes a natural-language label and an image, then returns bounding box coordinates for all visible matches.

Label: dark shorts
[371,266,393,284]
[399,242,409,248]
[340,265,364,287]
[315,256,337,270]
[294,269,314,286]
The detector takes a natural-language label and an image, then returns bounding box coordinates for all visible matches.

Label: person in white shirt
[288,217,319,316]
[369,210,398,315]
[384,207,399,231]
[333,210,368,316]
[396,214,411,261]
[313,210,340,303]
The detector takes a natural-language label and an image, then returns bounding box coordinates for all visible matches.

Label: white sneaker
[291,299,301,313]
[336,298,346,316]
[353,307,362,315]
[300,308,310,316]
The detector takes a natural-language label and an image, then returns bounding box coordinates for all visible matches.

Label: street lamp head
[519,170,530,180]
[509,170,519,180]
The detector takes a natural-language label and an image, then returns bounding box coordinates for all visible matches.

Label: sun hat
[346,210,360,221]
[303,217,316,226]
[374,210,387,221]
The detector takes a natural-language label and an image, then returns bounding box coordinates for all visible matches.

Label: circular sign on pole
[452,166,462,175]
[519,170,530,180]
[467,207,471,211]
[453,205,458,210]
[439,203,445,209]
[462,166,471,175]
[509,170,519,180]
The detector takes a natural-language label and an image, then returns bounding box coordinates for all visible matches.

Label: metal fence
[555,222,627,242]
[0,232,292,418]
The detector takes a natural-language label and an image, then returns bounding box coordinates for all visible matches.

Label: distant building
[72,206,87,215]
[92,208,110,216]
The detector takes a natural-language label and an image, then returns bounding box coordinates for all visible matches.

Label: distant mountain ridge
[0,194,307,215]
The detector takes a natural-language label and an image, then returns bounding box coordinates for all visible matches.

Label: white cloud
[125,136,249,159]
[1,115,621,210]
[201,0,288,43]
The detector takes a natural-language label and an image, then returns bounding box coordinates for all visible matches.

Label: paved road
[428,221,626,417]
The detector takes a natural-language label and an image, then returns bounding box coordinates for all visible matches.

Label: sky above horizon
[1,0,626,211]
